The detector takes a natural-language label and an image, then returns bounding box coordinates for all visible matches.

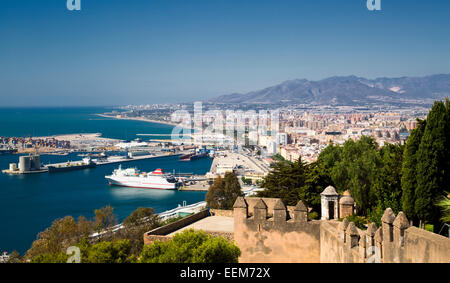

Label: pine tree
[206,173,243,210]
[415,101,448,227]
[222,172,244,209]
[205,176,225,209]
[375,143,404,213]
[328,136,381,215]
[258,158,308,206]
[445,98,450,191]
[401,119,426,221]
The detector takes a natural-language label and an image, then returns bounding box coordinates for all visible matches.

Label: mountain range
[207,74,450,106]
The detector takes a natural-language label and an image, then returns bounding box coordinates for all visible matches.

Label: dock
[42,153,182,169]
[1,168,48,174]
[91,153,182,166]
[2,152,187,175]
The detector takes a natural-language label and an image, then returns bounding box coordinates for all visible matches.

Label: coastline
[96,113,181,128]
[97,113,197,132]
[13,133,121,154]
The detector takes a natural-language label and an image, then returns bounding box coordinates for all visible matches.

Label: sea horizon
[0,107,177,140]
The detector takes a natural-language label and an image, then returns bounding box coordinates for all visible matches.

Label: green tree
[317,136,408,217]
[80,239,134,263]
[117,207,160,255]
[401,119,426,221]
[374,143,404,213]
[445,98,450,191]
[258,158,308,206]
[415,101,449,227]
[29,239,135,263]
[206,173,243,210]
[241,176,252,185]
[192,236,240,263]
[139,229,240,263]
[258,157,329,211]
[6,251,23,263]
[300,161,331,212]
[25,205,169,262]
[30,252,69,263]
[317,142,342,174]
[94,205,118,232]
[324,136,381,215]
[436,193,450,223]
[25,216,93,260]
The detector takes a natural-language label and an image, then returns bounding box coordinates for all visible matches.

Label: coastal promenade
[97,114,180,128]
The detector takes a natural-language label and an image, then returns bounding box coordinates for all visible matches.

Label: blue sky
[0,0,449,106]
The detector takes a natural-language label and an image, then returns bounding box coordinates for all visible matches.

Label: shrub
[341,214,368,230]
[308,212,319,220]
[139,229,240,263]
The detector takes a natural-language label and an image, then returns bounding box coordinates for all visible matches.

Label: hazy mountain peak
[207,74,450,105]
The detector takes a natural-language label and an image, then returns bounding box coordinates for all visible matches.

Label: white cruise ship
[105,166,180,190]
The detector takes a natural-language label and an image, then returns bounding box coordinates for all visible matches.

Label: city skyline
[1,0,450,106]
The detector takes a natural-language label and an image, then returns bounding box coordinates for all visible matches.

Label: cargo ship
[179,152,195,161]
[105,166,181,190]
[0,148,17,155]
[189,151,209,161]
[47,157,96,173]
[179,149,209,161]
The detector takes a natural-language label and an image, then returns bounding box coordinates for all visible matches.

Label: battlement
[233,197,311,227]
[321,208,450,263]
[233,196,321,263]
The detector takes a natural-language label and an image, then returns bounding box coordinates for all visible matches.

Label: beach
[97,113,181,128]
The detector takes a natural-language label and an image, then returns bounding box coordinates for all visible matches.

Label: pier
[2,152,188,175]
[91,153,182,166]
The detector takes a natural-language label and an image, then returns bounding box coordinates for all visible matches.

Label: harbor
[1,151,187,175]
[0,108,268,254]
[0,107,216,254]
[0,149,212,254]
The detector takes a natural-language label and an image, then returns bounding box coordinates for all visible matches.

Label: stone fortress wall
[234,197,321,263]
[233,186,450,263]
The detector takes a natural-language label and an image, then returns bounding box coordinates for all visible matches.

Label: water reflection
[109,185,176,201]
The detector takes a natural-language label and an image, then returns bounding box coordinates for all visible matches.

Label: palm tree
[436,193,450,223]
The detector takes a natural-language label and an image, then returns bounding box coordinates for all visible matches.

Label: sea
[0,107,212,254]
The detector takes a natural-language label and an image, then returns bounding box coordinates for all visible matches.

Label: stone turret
[374,227,383,260]
[339,190,355,218]
[366,223,377,250]
[359,230,366,260]
[294,200,308,223]
[393,212,409,247]
[338,218,349,242]
[381,208,395,242]
[321,186,339,220]
[233,196,248,222]
[253,199,268,222]
[273,199,287,222]
[345,222,360,248]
